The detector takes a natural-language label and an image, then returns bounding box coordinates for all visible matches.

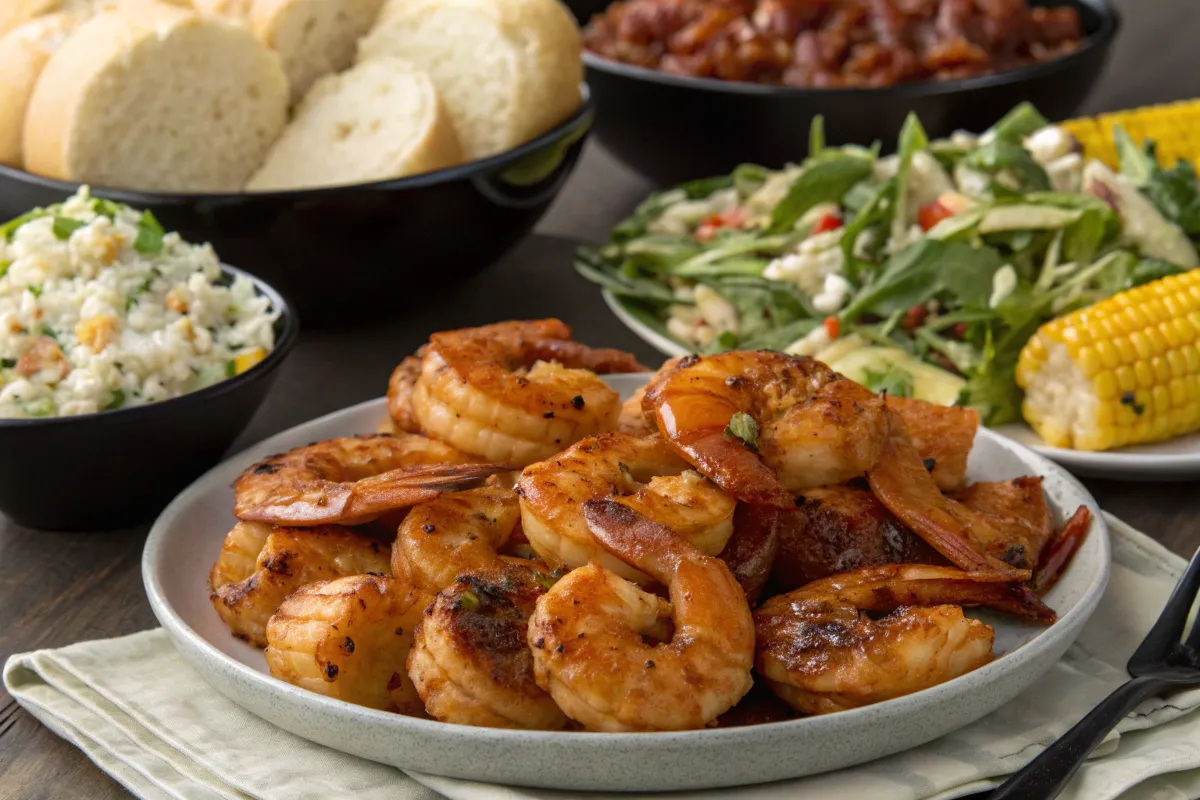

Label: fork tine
[1132,545,1200,665]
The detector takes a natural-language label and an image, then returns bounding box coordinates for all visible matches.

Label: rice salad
[0,188,277,419]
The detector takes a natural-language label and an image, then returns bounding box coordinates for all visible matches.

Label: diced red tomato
[823,316,840,339]
[950,322,969,340]
[694,207,747,241]
[918,200,954,231]
[812,212,843,234]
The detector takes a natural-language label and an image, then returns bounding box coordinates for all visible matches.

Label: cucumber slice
[827,346,966,406]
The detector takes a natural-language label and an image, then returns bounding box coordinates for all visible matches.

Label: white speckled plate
[606,289,1200,482]
[144,374,1109,792]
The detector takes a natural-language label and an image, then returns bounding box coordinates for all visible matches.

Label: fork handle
[990,675,1167,800]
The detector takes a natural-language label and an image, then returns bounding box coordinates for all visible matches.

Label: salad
[577,104,1200,425]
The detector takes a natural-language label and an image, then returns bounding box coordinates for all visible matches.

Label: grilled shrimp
[755,565,1011,715]
[886,396,978,492]
[209,520,274,588]
[642,351,887,507]
[392,486,523,592]
[528,500,754,731]
[617,385,655,435]
[265,574,432,713]
[408,562,567,729]
[210,524,391,647]
[234,434,502,526]
[953,477,1054,570]
[410,319,649,467]
[387,348,426,434]
[518,433,737,585]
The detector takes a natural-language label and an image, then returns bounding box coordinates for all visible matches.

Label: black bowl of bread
[0,0,591,324]
[575,0,1118,186]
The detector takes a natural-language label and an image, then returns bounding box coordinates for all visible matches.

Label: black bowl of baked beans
[576,0,1119,186]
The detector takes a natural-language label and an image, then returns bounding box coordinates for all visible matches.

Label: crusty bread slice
[246,56,462,191]
[23,4,289,191]
[0,12,83,167]
[0,0,60,38]
[251,0,386,103]
[357,0,582,160]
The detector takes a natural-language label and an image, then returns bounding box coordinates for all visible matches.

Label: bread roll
[0,0,60,38]
[357,0,582,159]
[23,4,289,191]
[252,0,386,103]
[0,12,82,167]
[246,56,462,191]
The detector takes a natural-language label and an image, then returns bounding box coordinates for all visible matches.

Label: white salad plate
[607,289,1200,483]
[144,374,1109,792]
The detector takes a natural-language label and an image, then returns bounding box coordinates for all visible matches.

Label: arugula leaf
[612,188,689,242]
[573,246,675,304]
[724,411,759,449]
[672,233,795,276]
[133,210,165,254]
[840,179,894,285]
[767,153,873,234]
[861,364,914,398]
[740,318,820,351]
[704,278,810,343]
[622,234,704,272]
[809,115,826,159]
[891,113,930,241]
[1143,159,1200,236]
[841,239,1004,320]
[51,217,85,240]
[962,139,1051,192]
[1113,126,1157,187]
[988,103,1051,142]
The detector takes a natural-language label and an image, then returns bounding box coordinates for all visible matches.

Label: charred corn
[1016,270,1200,451]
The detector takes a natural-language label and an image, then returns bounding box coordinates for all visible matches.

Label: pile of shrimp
[208,320,1093,731]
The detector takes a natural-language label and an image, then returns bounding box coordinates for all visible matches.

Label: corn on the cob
[1016,270,1200,451]
[1063,99,1200,170]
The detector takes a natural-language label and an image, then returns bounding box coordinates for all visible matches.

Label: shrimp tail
[583,498,692,577]
[670,431,795,509]
[1033,505,1092,596]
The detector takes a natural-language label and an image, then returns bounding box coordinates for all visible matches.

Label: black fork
[990,546,1200,799]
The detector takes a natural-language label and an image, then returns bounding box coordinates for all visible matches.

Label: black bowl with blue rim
[0,264,298,531]
[0,90,594,326]
[574,0,1119,187]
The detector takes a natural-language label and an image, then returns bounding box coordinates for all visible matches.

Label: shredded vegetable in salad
[577,103,1200,424]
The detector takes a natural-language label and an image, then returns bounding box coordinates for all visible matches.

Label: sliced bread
[251,0,386,103]
[246,56,462,191]
[23,4,289,191]
[357,0,582,160]
[0,12,83,167]
[0,0,60,38]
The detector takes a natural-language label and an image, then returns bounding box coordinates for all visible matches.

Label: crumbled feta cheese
[1024,126,1076,166]
[693,285,739,335]
[1046,153,1084,193]
[954,164,992,198]
[989,265,1018,308]
[812,274,852,314]
[764,230,845,297]
[647,189,739,234]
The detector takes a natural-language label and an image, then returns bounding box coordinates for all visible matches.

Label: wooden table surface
[4,2,1200,795]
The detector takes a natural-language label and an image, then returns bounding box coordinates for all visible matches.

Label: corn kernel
[234,347,268,375]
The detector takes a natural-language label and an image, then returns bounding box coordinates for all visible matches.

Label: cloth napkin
[7,513,1200,800]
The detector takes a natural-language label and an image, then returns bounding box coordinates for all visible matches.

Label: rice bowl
[0,187,278,419]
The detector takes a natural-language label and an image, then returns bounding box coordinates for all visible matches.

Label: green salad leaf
[841,239,1004,319]
[767,152,873,234]
[988,102,1051,142]
[890,113,930,242]
[962,139,1051,192]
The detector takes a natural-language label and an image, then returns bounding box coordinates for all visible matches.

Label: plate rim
[603,288,1200,474]
[143,392,1111,759]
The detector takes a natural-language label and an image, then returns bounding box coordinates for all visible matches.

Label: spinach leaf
[962,139,1051,192]
[890,113,929,241]
[988,103,1051,142]
[841,239,1004,319]
[767,153,873,234]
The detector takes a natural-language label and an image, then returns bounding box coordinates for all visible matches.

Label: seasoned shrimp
[234,433,501,526]
[642,351,887,507]
[755,565,1005,715]
[209,520,274,588]
[392,486,523,592]
[953,477,1054,570]
[210,524,391,647]
[886,396,979,492]
[411,319,649,467]
[518,433,737,584]
[868,408,1051,588]
[617,385,655,436]
[528,500,754,731]
[408,562,567,729]
[265,574,432,713]
[386,348,425,434]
